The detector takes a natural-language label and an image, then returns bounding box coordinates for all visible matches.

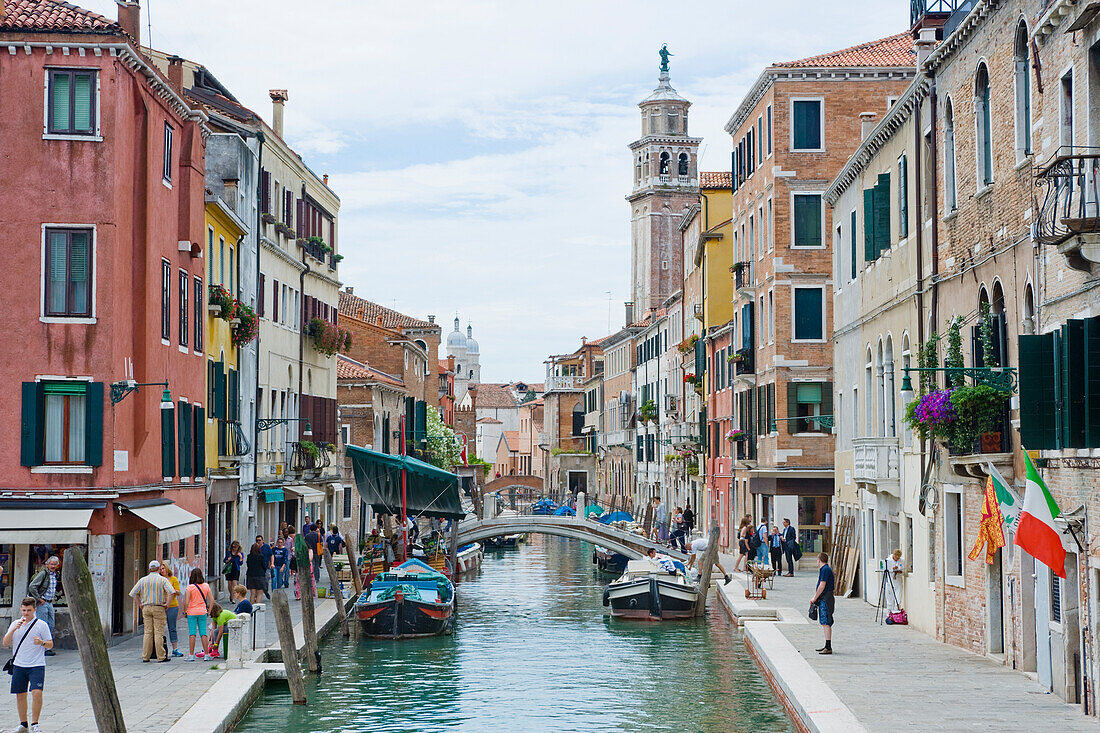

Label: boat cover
[597,511,634,524]
[584,504,603,517]
[348,445,465,519]
[553,505,576,516]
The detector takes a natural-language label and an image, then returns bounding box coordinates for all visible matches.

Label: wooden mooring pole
[447,520,460,577]
[294,533,321,673]
[61,547,126,733]
[270,589,307,704]
[341,526,364,596]
[693,522,721,617]
[322,547,350,638]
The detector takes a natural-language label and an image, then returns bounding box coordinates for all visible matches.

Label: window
[44,382,86,463]
[178,271,188,348]
[945,490,963,582]
[767,198,773,251]
[898,154,909,239]
[766,104,772,155]
[228,245,235,295]
[659,152,670,175]
[1060,69,1074,148]
[44,227,92,317]
[793,194,823,247]
[944,100,957,211]
[975,64,993,186]
[757,115,763,162]
[864,172,891,260]
[1051,574,1062,622]
[850,209,858,280]
[207,227,214,280]
[1014,23,1032,157]
[768,290,774,342]
[47,69,96,136]
[218,236,225,286]
[793,287,824,341]
[20,380,103,467]
[163,123,173,183]
[678,152,689,176]
[791,99,823,150]
[161,260,171,341]
[787,381,832,434]
[193,277,203,352]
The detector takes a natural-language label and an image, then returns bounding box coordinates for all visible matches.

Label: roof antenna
[145,0,152,47]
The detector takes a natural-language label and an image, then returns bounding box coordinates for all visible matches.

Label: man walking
[26,558,60,657]
[4,596,52,733]
[256,534,274,600]
[781,519,797,577]
[682,503,695,537]
[654,497,668,543]
[129,560,176,663]
[810,552,835,655]
[755,519,770,565]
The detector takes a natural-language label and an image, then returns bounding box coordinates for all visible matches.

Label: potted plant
[208,284,235,320]
[677,334,700,354]
[726,351,744,363]
[726,429,747,442]
[261,212,276,225]
[334,253,344,263]
[638,400,658,423]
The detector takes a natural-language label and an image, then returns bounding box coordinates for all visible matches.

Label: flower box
[261,212,276,225]
[229,317,241,326]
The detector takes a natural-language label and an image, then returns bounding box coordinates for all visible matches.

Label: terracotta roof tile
[336,355,403,388]
[700,171,732,189]
[1,0,119,32]
[475,383,519,409]
[775,32,915,69]
[338,291,437,331]
[476,417,502,424]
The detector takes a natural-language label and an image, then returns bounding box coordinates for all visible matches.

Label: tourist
[810,552,835,655]
[207,602,236,659]
[669,507,686,551]
[886,549,904,615]
[184,569,211,661]
[285,525,301,599]
[129,560,175,663]
[257,534,274,600]
[279,521,289,540]
[305,523,323,587]
[244,542,267,605]
[232,585,253,616]
[734,522,751,573]
[755,518,770,565]
[769,526,784,570]
[159,562,184,657]
[326,524,346,557]
[4,596,52,733]
[272,537,290,589]
[653,497,668,543]
[222,541,243,587]
[781,519,797,577]
[682,503,695,537]
[26,557,60,657]
[687,536,732,585]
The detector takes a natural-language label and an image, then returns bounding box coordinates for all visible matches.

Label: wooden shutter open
[213,361,227,419]
[161,404,176,478]
[257,273,265,317]
[786,382,799,434]
[822,381,834,430]
[20,382,44,467]
[84,381,103,466]
[1062,320,1086,448]
[863,188,875,263]
[873,173,891,257]
[261,170,271,214]
[898,155,909,238]
[1018,333,1057,449]
[272,279,279,322]
[1085,316,1100,448]
[193,405,206,479]
[178,402,192,478]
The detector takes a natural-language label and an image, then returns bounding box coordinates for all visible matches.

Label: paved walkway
[33,588,347,733]
[714,557,1095,732]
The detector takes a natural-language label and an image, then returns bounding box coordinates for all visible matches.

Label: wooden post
[447,520,460,576]
[61,548,126,733]
[322,547,350,638]
[270,589,306,704]
[643,500,654,539]
[341,526,364,596]
[693,522,721,617]
[294,533,320,673]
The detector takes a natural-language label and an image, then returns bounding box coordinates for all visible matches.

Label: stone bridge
[456,515,689,561]
[484,475,543,494]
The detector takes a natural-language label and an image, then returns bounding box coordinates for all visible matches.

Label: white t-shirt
[6,617,51,668]
[690,537,709,553]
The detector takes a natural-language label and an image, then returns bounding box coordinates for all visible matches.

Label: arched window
[875,340,886,437]
[864,349,875,436]
[884,336,896,437]
[678,152,689,176]
[991,280,1008,367]
[1022,283,1036,335]
[944,98,957,211]
[901,333,912,446]
[976,63,993,186]
[659,152,670,175]
[1014,22,1031,157]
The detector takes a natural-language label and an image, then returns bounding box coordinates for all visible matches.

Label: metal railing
[911,0,960,26]
[942,0,975,37]
[288,441,333,474]
[218,420,252,459]
[734,347,754,376]
[1035,147,1100,247]
[546,375,584,391]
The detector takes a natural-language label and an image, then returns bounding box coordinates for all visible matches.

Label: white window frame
[162,122,174,187]
[974,61,994,191]
[944,487,965,587]
[40,223,97,324]
[791,285,827,343]
[42,65,103,142]
[789,190,827,249]
[789,97,825,152]
[944,98,958,213]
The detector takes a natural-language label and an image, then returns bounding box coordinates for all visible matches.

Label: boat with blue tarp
[531,498,558,515]
[592,545,629,575]
[355,558,456,638]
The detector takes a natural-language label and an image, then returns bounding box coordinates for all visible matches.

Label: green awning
[261,488,284,503]
[348,445,465,520]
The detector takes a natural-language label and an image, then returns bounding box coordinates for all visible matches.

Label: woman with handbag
[222,541,243,587]
[183,569,212,661]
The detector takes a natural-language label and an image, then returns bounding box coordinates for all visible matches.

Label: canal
[234,535,791,732]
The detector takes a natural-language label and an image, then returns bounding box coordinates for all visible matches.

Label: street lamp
[110,380,173,409]
[257,417,312,436]
[898,371,915,406]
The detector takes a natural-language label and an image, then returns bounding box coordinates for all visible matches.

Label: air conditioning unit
[665,394,678,412]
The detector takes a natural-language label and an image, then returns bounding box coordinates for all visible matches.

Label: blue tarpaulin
[597,511,634,525]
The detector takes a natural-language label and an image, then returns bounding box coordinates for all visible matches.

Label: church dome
[446,317,467,353]
[465,325,479,355]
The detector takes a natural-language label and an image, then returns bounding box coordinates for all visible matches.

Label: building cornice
[628,135,704,151]
[305,267,341,289]
[626,185,700,203]
[259,236,306,272]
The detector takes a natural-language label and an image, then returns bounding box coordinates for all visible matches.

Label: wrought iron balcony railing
[1035,147,1100,247]
[218,420,252,460]
[288,441,332,474]
[911,0,960,26]
[734,347,754,376]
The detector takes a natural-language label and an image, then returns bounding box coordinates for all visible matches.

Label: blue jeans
[755,543,769,564]
[165,605,179,645]
[274,566,289,589]
[35,601,54,632]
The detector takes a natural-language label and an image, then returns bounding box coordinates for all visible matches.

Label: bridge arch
[456,515,688,561]
[484,474,542,494]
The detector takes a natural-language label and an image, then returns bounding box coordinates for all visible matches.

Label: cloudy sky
[86,0,908,382]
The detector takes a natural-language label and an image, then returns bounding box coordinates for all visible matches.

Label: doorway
[988,552,1005,655]
[567,471,587,494]
[110,534,126,635]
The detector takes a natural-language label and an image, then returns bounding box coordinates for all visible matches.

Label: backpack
[749,531,762,551]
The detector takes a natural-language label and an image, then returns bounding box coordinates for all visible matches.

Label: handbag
[4,618,38,675]
[886,610,908,625]
[222,559,235,576]
[808,601,819,621]
[793,543,803,561]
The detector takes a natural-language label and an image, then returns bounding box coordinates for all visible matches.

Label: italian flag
[1013,451,1066,579]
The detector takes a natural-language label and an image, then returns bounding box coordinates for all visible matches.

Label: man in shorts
[686,536,732,585]
[4,596,53,733]
[810,552,835,655]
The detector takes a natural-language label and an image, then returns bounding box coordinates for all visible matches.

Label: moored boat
[484,533,523,549]
[355,558,455,638]
[603,559,700,620]
[455,542,483,573]
[592,545,629,575]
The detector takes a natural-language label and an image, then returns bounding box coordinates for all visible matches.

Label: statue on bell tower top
[659,44,672,73]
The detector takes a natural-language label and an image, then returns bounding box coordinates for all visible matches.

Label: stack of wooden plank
[831,515,861,597]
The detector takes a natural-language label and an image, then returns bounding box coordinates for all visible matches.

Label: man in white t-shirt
[687,537,732,585]
[3,596,53,733]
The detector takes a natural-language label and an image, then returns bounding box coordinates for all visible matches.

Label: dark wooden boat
[355,559,455,638]
[603,559,699,620]
[592,545,629,575]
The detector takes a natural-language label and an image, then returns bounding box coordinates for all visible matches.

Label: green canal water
[233,535,791,733]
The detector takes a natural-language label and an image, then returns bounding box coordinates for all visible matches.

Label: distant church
[445,317,480,403]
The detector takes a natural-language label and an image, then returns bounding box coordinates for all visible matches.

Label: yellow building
[204,196,250,541]
[698,174,734,332]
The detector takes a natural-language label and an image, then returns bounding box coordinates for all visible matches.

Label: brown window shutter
[296,200,305,238]
[257,273,265,317]
[261,170,271,213]
[272,279,279,322]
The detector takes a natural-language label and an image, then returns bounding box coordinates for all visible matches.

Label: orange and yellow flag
[968,475,1006,564]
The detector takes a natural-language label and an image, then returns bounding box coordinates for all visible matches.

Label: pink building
[705,328,735,548]
[0,0,208,644]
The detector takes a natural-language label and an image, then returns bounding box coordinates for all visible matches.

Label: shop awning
[0,503,100,544]
[284,485,325,502]
[119,499,202,543]
[348,445,465,519]
[261,488,285,503]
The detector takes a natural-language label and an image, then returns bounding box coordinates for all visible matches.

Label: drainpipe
[298,192,311,449]
[252,132,264,502]
[914,93,926,482]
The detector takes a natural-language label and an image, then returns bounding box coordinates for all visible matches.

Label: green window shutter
[213,362,226,419]
[767,384,776,432]
[1062,320,1086,448]
[21,382,44,467]
[193,405,206,478]
[84,381,103,467]
[404,396,415,448]
[227,369,239,421]
[863,188,875,263]
[898,156,908,238]
[695,338,705,376]
[742,303,754,350]
[50,72,70,131]
[415,400,427,444]
[850,210,858,281]
[792,100,821,149]
[787,382,799,434]
[1086,316,1100,448]
[1018,334,1058,449]
[873,173,891,257]
[178,402,192,479]
[161,404,176,478]
[793,194,822,247]
[822,381,834,421]
[73,72,93,132]
[794,288,823,340]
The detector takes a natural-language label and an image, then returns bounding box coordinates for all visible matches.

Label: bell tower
[627,46,701,315]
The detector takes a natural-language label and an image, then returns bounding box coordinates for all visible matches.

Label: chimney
[581,337,587,345]
[269,89,288,138]
[344,286,354,294]
[222,178,239,208]
[166,55,183,91]
[323,174,329,186]
[860,112,877,141]
[116,1,140,44]
[624,301,635,326]
[915,28,938,67]
[427,315,435,324]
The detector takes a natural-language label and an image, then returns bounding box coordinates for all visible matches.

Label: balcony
[947,406,1013,479]
[1035,148,1100,271]
[734,264,754,299]
[852,437,901,497]
[287,440,332,477]
[217,420,252,466]
[911,0,959,27]
[546,375,584,391]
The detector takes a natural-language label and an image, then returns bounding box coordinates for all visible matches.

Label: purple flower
[915,389,956,427]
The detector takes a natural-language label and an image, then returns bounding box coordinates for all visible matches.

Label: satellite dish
[919,484,939,518]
